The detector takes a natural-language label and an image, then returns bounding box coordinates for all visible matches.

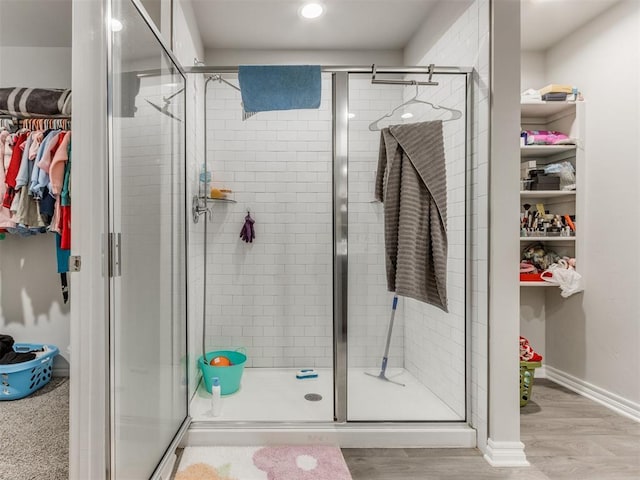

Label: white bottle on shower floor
[210,377,222,417]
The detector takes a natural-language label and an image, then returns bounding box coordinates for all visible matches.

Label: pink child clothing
[0,131,16,229]
[49,131,71,195]
[2,132,28,208]
[29,131,44,160]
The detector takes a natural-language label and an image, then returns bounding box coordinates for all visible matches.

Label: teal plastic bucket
[198,349,246,395]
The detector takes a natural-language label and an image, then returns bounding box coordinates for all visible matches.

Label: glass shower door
[109,0,187,478]
[346,73,467,422]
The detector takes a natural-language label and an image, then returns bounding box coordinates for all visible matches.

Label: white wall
[205,49,402,66]
[0,235,70,374]
[520,287,546,363]
[0,47,72,88]
[404,0,474,66]
[0,46,72,374]
[520,50,545,92]
[543,0,640,404]
[174,0,204,63]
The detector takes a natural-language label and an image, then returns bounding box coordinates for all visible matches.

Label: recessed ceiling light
[300,3,324,20]
[401,113,414,119]
[110,18,123,32]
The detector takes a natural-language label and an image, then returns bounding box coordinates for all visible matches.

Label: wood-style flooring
[342,379,640,479]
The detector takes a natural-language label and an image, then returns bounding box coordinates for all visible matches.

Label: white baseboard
[545,365,640,423]
[534,365,546,378]
[483,439,529,467]
[53,366,70,377]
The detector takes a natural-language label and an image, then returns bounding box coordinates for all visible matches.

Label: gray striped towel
[375,121,448,311]
[0,88,71,117]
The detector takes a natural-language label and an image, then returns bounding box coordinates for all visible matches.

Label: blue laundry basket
[0,343,59,400]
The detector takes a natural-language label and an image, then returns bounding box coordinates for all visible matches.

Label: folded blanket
[524,130,574,145]
[0,88,72,117]
[238,65,321,113]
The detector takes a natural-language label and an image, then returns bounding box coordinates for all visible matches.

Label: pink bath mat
[175,445,353,480]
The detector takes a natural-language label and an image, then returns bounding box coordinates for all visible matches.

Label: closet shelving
[521,145,576,157]
[519,100,584,287]
[520,191,575,199]
[519,237,575,242]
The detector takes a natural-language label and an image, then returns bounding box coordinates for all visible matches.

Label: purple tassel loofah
[240,212,255,243]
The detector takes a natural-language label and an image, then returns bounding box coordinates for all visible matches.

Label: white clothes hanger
[368,82,462,131]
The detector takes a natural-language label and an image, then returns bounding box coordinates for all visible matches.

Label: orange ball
[209,356,231,366]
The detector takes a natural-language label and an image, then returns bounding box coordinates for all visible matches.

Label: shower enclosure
[188,66,472,432]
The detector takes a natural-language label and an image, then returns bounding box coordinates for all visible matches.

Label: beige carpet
[0,377,69,480]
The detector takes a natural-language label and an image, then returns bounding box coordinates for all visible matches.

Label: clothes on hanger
[1,127,71,232]
[1,124,72,303]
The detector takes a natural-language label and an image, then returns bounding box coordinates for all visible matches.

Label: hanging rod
[371,63,438,86]
[184,65,473,75]
[0,113,71,120]
[209,74,241,92]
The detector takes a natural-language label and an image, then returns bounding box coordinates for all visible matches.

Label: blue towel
[238,65,321,113]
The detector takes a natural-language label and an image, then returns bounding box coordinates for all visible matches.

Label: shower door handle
[109,232,122,278]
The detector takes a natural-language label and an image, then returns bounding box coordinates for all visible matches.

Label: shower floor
[190,368,460,423]
[348,368,462,421]
[191,368,334,422]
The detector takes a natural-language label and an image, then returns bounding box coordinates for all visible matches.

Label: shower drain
[304,393,323,402]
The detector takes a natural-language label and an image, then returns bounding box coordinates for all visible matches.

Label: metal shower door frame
[331,68,473,424]
[106,1,191,479]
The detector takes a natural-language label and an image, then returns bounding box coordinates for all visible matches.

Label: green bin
[198,348,247,396]
[520,360,541,407]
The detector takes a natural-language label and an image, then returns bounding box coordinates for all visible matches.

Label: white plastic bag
[541,263,583,298]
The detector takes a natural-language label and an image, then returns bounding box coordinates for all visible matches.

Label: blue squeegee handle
[380,295,398,375]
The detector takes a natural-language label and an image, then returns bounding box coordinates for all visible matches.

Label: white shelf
[521,145,576,157]
[520,101,576,118]
[520,236,575,241]
[520,191,576,199]
[520,282,554,287]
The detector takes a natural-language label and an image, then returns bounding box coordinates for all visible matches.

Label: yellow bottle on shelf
[210,187,232,199]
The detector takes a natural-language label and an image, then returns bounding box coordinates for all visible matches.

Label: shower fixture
[145,87,185,121]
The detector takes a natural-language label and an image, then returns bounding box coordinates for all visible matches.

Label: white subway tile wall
[347,76,405,369]
[401,74,468,419]
[415,0,491,446]
[204,74,334,368]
